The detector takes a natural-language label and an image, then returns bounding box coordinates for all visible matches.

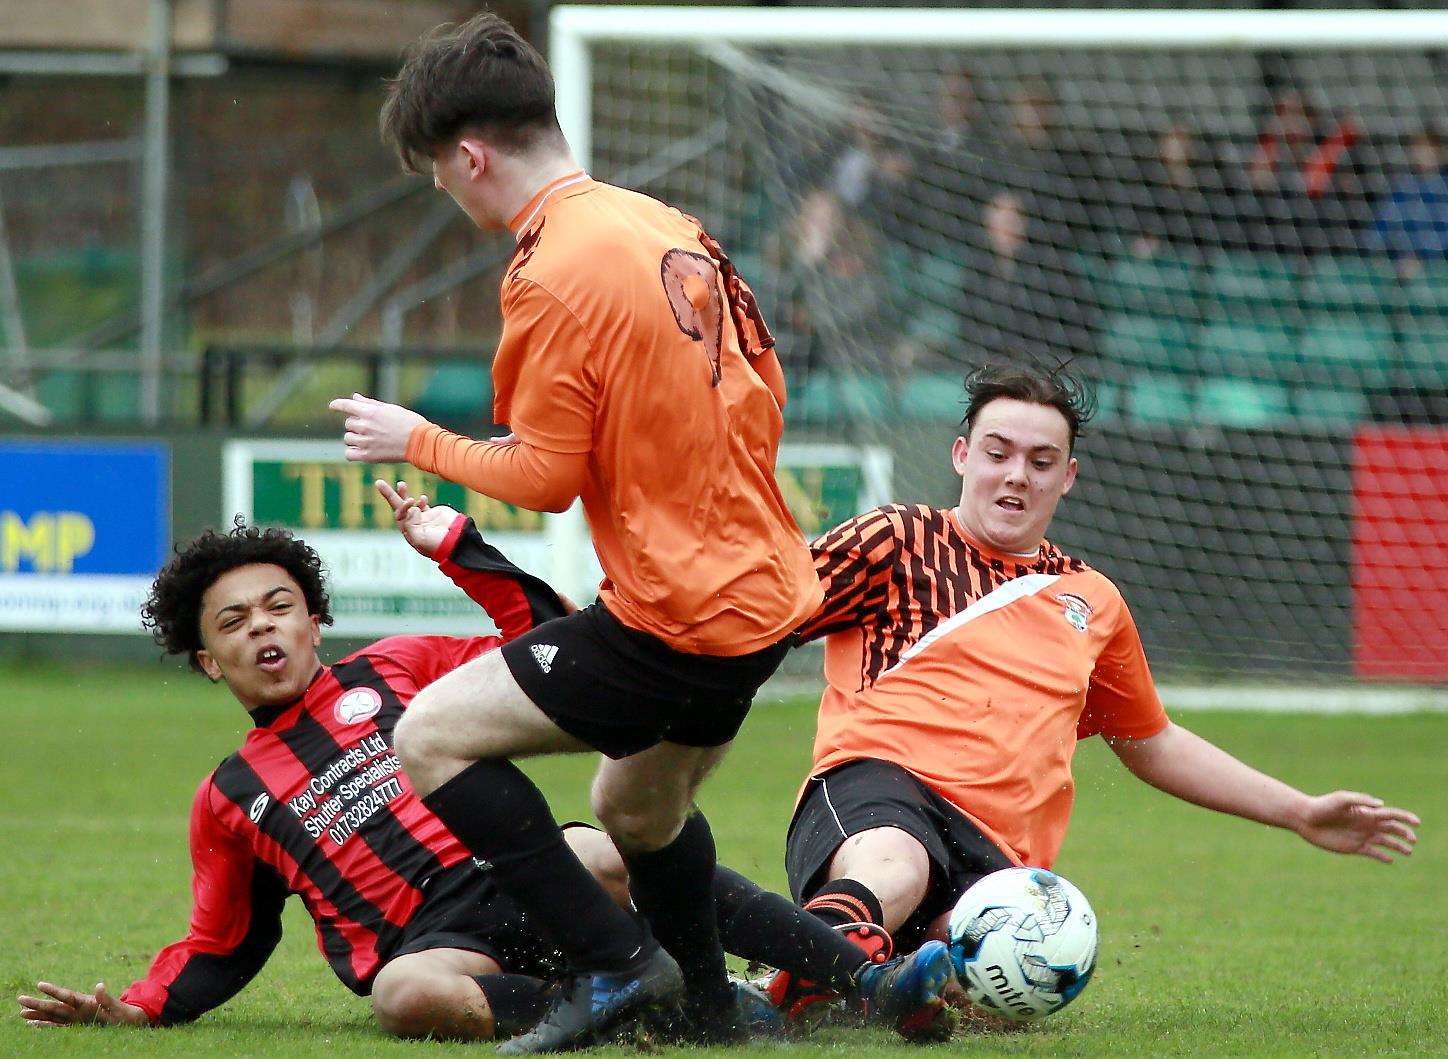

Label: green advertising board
[224,440,890,636]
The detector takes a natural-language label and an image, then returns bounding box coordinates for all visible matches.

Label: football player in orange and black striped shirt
[780,363,1419,972]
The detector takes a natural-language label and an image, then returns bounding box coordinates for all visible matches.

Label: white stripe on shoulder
[514,172,591,240]
[882,573,1060,677]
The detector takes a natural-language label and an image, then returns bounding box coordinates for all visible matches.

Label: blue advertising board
[0,440,170,631]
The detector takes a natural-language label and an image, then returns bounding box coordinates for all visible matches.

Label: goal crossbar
[552,6,1448,166]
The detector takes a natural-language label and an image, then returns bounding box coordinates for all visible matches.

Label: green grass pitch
[1,659,1442,1056]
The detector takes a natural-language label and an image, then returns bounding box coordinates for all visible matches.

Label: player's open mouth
[996,497,1026,512]
[256,645,287,672]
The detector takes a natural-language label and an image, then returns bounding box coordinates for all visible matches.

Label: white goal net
[553,7,1448,687]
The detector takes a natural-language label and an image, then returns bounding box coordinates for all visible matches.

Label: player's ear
[951,435,969,474]
[458,138,488,181]
[310,614,322,648]
[1061,456,1079,495]
[195,648,223,683]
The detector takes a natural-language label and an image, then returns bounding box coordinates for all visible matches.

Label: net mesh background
[583,34,1448,679]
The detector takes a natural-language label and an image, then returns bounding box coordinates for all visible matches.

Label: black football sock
[712,864,868,994]
[620,810,733,1017]
[423,760,646,972]
[472,974,553,1038]
[803,878,885,929]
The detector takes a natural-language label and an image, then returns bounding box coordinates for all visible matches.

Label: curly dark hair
[142,517,333,672]
[961,360,1096,453]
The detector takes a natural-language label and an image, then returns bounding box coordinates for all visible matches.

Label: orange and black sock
[803,878,885,929]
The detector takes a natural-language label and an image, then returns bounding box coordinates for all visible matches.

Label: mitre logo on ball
[335,687,383,725]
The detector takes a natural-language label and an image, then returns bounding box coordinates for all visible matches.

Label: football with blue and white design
[947,867,1098,1022]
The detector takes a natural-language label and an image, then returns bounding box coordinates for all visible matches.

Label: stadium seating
[1196,376,1292,428]
[1195,319,1297,381]
[793,373,891,423]
[92,374,141,422]
[1090,379,1120,422]
[35,370,85,422]
[413,364,492,424]
[1203,252,1300,321]
[1397,325,1447,389]
[1297,313,1397,387]
[1300,256,1405,316]
[1100,253,1202,321]
[899,372,966,420]
[1100,312,1197,375]
[1126,373,1194,423]
[1402,259,1448,316]
[897,249,963,347]
[1293,385,1368,424]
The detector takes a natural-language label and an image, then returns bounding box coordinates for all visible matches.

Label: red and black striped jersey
[121,516,567,1025]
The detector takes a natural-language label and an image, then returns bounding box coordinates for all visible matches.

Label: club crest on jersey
[335,686,383,725]
[1057,593,1093,633]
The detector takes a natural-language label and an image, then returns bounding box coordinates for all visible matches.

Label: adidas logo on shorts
[531,643,559,674]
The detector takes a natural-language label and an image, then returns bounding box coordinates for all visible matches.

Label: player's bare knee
[593,798,681,852]
[391,702,443,779]
[372,970,452,1039]
[565,826,631,907]
[834,828,931,895]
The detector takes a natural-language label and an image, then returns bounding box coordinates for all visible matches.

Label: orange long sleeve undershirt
[405,423,587,513]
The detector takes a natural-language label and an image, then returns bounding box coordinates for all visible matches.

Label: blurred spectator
[819,104,913,224]
[933,67,984,158]
[775,104,910,290]
[1369,124,1448,270]
[992,78,1104,253]
[1132,124,1240,257]
[898,66,996,250]
[954,189,1096,366]
[776,197,897,378]
[1242,90,1379,254]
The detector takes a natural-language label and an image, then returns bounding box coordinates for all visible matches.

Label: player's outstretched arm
[377,479,458,558]
[17,981,148,1027]
[337,394,586,513]
[1108,721,1419,863]
[330,393,430,463]
[375,479,573,643]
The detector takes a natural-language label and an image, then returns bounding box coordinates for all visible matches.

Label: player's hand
[329,393,430,463]
[1294,791,1419,863]
[17,981,148,1027]
[376,480,461,559]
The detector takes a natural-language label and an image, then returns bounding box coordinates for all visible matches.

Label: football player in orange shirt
[327,12,951,1053]
[767,362,1420,1019]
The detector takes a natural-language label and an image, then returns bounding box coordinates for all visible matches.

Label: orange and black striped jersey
[796,503,1168,869]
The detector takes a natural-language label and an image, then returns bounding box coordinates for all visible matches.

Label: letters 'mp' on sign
[0,440,170,632]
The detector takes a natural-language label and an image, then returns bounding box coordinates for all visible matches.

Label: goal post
[549,6,1448,695]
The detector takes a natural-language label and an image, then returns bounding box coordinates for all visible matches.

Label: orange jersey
[796,504,1168,868]
[490,172,820,655]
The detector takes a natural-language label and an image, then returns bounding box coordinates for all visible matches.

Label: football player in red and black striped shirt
[17,483,951,1041]
[17,482,585,1039]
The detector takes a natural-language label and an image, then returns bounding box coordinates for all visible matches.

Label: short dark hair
[380,13,562,175]
[142,518,332,673]
[961,361,1094,452]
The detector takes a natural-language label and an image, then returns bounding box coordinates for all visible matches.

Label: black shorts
[389,857,565,980]
[785,758,1015,950]
[500,601,790,759]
